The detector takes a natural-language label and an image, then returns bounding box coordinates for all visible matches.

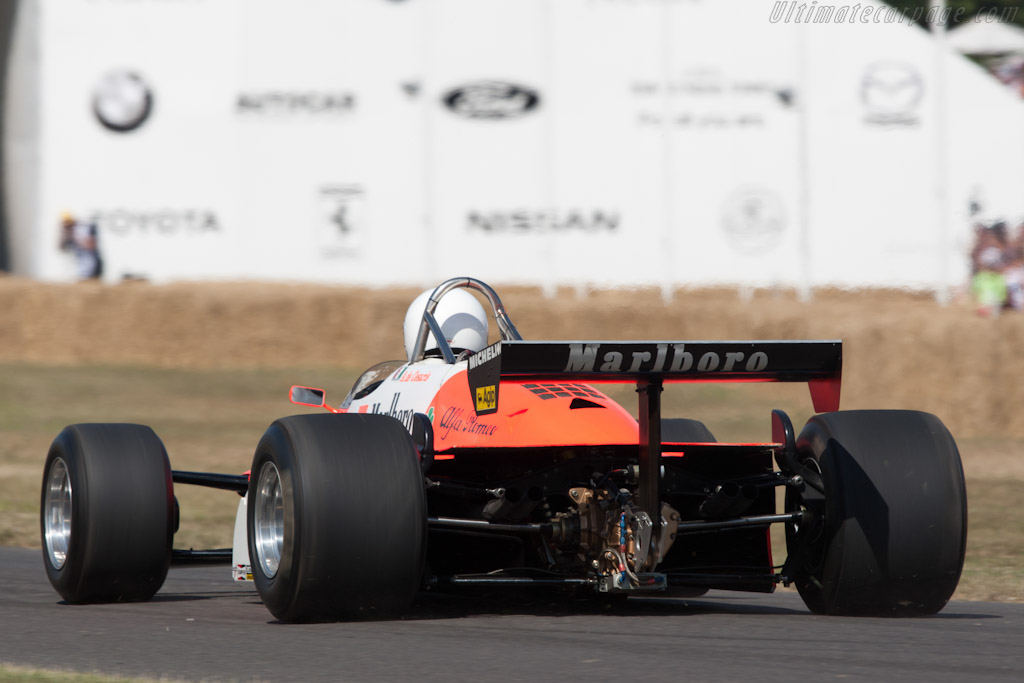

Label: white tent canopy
[948,19,1024,56]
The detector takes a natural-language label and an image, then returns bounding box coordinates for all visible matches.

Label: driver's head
[403,288,488,362]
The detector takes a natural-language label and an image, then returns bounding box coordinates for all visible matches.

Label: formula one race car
[41,278,967,621]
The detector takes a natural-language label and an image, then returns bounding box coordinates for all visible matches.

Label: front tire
[788,410,967,616]
[247,414,426,622]
[41,424,174,603]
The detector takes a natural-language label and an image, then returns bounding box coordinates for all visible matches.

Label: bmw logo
[93,70,154,133]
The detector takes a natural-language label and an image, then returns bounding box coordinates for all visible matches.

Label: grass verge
[0,663,158,682]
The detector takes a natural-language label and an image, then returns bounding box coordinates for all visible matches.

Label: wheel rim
[43,457,72,570]
[254,461,284,579]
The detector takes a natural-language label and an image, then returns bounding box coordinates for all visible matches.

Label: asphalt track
[1,547,1021,682]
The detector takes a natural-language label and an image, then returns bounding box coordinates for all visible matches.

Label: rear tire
[248,414,426,622]
[662,418,716,443]
[660,418,713,598]
[41,424,174,603]
[789,410,967,616]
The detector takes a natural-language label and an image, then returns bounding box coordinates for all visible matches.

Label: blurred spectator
[58,212,102,281]
[1014,220,1024,254]
[972,244,1007,317]
[970,222,1005,274]
[994,56,1024,98]
[992,220,1009,246]
[1004,248,1024,312]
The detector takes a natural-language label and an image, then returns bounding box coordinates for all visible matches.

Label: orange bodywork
[429,371,639,451]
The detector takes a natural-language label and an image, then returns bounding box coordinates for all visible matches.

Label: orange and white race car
[41,278,967,621]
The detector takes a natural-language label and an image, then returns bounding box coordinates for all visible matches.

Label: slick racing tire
[789,410,967,616]
[248,414,426,622]
[41,424,174,603]
[662,419,716,443]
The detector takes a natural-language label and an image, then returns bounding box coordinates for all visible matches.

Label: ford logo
[442,81,541,120]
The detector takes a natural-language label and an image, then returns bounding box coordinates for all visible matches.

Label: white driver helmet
[403,288,489,362]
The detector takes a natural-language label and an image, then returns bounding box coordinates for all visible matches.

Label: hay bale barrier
[0,276,1020,439]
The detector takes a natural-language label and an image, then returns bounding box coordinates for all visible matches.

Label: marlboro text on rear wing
[467,340,842,415]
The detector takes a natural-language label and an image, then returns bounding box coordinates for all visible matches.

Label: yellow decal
[475,384,496,411]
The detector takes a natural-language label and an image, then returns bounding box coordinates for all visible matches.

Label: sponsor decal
[467,342,501,415]
[482,342,839,410]
[438,406,499,440]
[635,111,768,129]
[467,210,620,233]
[400,369,432,383]
[317,185,365,255]
[91,209,221,236]
[475,385,497,412]
[720,186,786,254]
[442,81,540,120]
[93,70,153,133]
[468,342,501,369]
[426,406,435,423]
[631,70,791,129]
[368,393,417,431]
[563,343,769,374]
[237,91,356,115]
[860,62,923,126]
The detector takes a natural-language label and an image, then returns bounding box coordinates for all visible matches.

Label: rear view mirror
[290,385,327,408]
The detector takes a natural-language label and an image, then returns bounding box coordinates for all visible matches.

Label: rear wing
[465,338,841,526]
[466,340,842,415]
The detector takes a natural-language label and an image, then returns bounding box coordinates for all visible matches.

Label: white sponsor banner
[424,0,553,285]
[545,0,670,287]
[665,4,804,287]
[7,0,1024,291]
[804,16,945,288]
[38,0,240,281]
[33,0,428,284]
[232,0,426,283]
